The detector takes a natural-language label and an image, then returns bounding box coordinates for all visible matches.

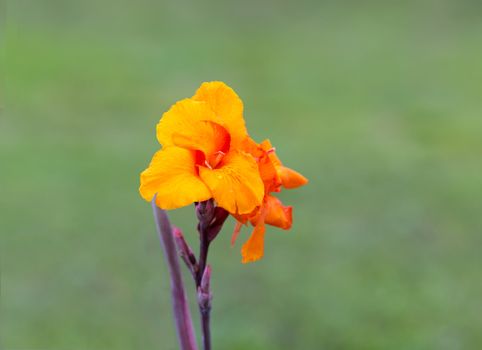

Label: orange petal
[231,221,244,246]
[260,139,275,153]
[259,139,308,189]
[260,139,282,167]
[279,166,308,189]
[139,147,212,209]
[240,136,264,159]
[232,211,252,225]
[258,152,282,193]
[199,150,264,215]
[264,195,292,230]
[192,82,248,147]
[241,222,266,263]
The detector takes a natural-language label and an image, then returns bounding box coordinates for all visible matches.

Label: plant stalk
[199,304,211,350]
[197,235,211,350]
[152,198,198,350]
[195,201,216,350]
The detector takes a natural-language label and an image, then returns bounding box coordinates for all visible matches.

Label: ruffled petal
[139,147,212,209]
[241,221,266,263]
[199,150,264,215]
[172,120,230,161]
[264,195,292,229]
[193,81,248,146]
[156,98,226,153]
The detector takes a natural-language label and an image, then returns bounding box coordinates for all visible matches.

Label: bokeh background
[3,1,482,349]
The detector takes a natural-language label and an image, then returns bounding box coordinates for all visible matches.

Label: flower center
[205,151,225,169]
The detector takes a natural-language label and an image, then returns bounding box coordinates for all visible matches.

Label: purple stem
[197,265,213,350]
[196,227,210,286]
[152,198,198,350]
[196,231,211,350]
[194,200,218,350]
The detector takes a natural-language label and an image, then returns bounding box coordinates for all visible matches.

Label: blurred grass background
[2,0,482,349]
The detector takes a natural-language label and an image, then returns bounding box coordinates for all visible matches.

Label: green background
[3,1,482,349]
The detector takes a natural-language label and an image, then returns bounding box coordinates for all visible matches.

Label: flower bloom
[232,139,308,263]
[139,81,307,262]
[140,82,264,215]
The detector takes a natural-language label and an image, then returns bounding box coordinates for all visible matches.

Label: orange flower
[139,82,264,215]
[232,139,308,263]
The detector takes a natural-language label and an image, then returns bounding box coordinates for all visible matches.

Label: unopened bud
[195,200,215,224]
[197,265,212,313]
[173,227,198,277]
[207,207,229,242]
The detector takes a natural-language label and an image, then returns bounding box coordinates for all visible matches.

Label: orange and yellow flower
[139,81,307,263]
[140,82,264,215]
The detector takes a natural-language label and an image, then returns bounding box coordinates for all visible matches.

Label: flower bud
[173,227,198,277]
[197,265,212,313]
[207,207,229,242]
[195,200,215,224]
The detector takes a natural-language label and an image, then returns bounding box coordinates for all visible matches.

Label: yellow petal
[139,147,212,209]
[157,98,218,146]
[241,222,266,263]
[199,150,264,215]
[193,81,248,146]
